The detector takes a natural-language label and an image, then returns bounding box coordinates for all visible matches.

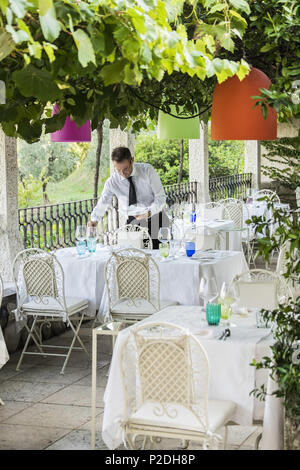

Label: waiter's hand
[135,211,151,220]
[88,221,98,227]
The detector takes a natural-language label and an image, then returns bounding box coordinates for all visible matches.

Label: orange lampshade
[211,67,277,140]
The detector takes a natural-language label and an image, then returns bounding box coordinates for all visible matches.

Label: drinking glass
[86,226,98,253]
[220,282,237,327]
[204,278,219,305]
[75,225,87,255]
[185,241,195,257]
[199,277,207,307]
[75,225,87,242]
[158,227,171,244]
[159,242,170,259]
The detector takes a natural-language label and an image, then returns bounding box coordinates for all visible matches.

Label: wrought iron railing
[164,181,198,206]
[18,175,251,250]
[209,173,252,201]
[19,197,119,251]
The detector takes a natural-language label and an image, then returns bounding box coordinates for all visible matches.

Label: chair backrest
[12,249,66,310]
[104,248,160,312]
[112,224,153,250]
[218,198,240,205]
[196,202,222,220]
[120,322,210,431]
[221,201,244,228]
[254,189,280,203]
[0,273,3,307]
[230,269,292,310]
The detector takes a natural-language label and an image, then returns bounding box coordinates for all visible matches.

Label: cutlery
[223,328,231,340]
[218,330,226,340]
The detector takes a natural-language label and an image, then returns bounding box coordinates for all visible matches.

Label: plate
[194,329,214,339]
[125,205,150,216]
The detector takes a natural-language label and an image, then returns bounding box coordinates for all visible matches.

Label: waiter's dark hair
[111,146,132,162]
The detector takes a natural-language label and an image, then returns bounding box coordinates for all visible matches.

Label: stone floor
[0,321,263,451]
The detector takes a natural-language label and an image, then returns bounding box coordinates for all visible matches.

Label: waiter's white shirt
[91,162,166,222]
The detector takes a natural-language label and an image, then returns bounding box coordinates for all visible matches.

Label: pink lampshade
[50,104,91,142]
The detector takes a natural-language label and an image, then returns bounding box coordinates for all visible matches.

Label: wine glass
[204,277,219,305]
[75,225,87,242]
[158,227,171,244]
[220,282,237,327]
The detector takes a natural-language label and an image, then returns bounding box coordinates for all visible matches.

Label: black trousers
[127,212,164,250]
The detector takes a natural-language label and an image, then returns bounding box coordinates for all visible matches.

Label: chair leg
[16,317,44,371]
[126,433,136,450]
[223,425,229,450]
[60,314,89,375]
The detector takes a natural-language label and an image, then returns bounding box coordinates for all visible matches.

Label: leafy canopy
[0,0,299,142]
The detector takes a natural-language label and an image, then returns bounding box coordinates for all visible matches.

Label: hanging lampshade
[50,104,91,142]
[157,105,200,139]
[211,67,277,140]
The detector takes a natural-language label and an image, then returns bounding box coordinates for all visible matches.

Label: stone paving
[0,321,262,451]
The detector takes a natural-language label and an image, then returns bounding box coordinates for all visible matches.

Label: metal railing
[164,181,198,206]
[18,175,251,250]
[209,173,252,201]
[19,197,119,251]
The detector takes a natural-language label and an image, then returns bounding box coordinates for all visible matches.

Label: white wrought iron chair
[221,201,256,266]
[196,202,223,221]
[13,248,90,375]
[119,321,236,450]
[112,224,153,250]
[229,268,293,311]
[253,189,280,203]
[104,248,178,327]
[218,198,240,205]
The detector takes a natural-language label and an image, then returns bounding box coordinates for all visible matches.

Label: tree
[0,0,253,143]
[261,133,300,206]
[18,134,85,203]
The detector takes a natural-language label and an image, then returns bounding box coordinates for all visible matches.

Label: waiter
[89,146,167,249]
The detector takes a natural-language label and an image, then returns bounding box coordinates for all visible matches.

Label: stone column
[0,129,23,281]
[244,140,261,189]
[188,121,210,203]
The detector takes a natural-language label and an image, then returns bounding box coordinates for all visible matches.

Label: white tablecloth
[98,249,248,321]
[102,306,283,450]
[0,326,9,368]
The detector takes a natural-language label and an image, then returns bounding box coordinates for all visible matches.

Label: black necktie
[127,176,137,223]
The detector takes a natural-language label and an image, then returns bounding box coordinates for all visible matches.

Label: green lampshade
[157,106,200,140]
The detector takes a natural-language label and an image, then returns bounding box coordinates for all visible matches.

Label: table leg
[226,232,229,251]
[91,329,97,450]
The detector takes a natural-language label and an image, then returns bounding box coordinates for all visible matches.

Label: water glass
[87,238,97,253]
[185,241,195,257]
[206,303,221,325]
[76,240,86,256]
[159,242,170,258]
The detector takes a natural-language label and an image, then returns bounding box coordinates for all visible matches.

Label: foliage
[18,133,83,182]
[248,202,300,426]
[0,0,260,142]
[18,173,45,208]
[135,130,244,183]
[84,120,110,172]
[261,133,300,194]
[134,132,190,185]
[208,138,244,177]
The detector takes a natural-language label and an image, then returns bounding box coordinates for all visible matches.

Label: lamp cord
[127,87,212,119]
